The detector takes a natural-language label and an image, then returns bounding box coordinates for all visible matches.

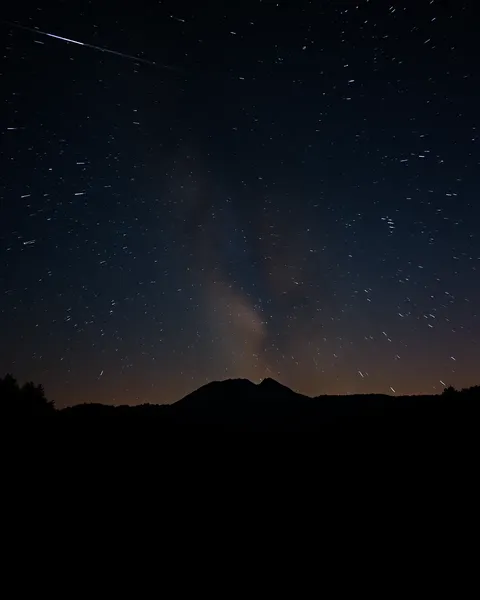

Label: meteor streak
[2,20,178,70]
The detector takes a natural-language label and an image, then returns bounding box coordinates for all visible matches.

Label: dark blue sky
[1,0,479,405]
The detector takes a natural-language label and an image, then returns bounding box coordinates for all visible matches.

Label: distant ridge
[10,372,476,432]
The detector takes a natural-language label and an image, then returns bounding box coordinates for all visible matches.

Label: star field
[1,0,479,406]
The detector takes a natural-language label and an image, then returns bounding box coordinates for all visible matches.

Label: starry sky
[1,0,479,407]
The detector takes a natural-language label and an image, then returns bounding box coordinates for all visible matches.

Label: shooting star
[2,20,178,71]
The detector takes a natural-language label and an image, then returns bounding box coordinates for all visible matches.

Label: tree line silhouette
[0,373,55,416]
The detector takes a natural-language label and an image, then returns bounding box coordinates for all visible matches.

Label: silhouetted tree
[442,385,457,398]
[0,374,54,416]
[460,385,480,399]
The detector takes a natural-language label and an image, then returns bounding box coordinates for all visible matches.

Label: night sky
[1,0,479,407]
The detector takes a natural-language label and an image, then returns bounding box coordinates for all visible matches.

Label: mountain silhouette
[257,377,301,398]
[169,377,311,428]
[178,377,306,406]
[164,378,479,431]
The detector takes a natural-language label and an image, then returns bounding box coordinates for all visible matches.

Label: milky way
[1,0,479,406]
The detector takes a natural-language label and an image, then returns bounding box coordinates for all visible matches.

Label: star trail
[1,0,478,407]
[2,20,174,69]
